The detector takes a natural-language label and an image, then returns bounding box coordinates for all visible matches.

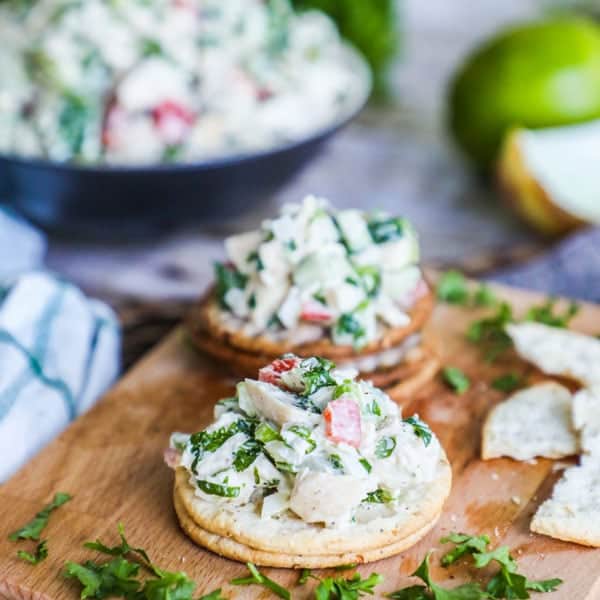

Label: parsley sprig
[315,572,384,599]
[525,299,579,328]
[9,491,72,565]
[388,532,562,599]
[64,523,224,599]
[437,271,497,308]
[10,492,72,541]
[442,367,470,394]
[17,540,48,565]
[231,562,290,599]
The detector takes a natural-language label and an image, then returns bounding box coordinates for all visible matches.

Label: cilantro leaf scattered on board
[437,271,470,305]
[388,551,487,599]
[389,533,563,599]
[315,571,384,599]
[473,284,498,308]
[65,523,225,600]
[442,367,470,395]
[231,562,291,599]
[440,532,490,566]
[526,299,579,329]
[491,373,523,393]
[436,271,498,308]
[467,302,514,362]
[17,540,48,565]
[9,492,72,541]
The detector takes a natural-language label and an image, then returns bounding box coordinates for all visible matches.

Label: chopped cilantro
[288,425,316,453]
[389,551,487,599]
[315,572,383,599]
[491,373,523,393]
[141,37,163,57]
[359,457,372,473]
[375,436,396,458]
[231,562,290,599]
[334,563,358,571]
[233,439,262,471]
[299,356,337,396]
[437,271,498,308]
[17,540,48,565]
[467,302,514,362]
[335,312,366,347]
[64,523,225,599]
[189,419,252,470]
[255,422,282,443]
[363,488,393,504]
[436,270,469,305]
[274,461,297,473]
[333,379,360,400]
[403,416,432,447]
[473,284,498,307]
[196,480,240,498]
[58,93,90,157]
[440,532,490,566]
[329,454,345,472]
[356,265,381,298]
[526,299,579,328]
[214,262,247,309]
[298,568,312,585]
[442,366,470,394]
[368,216,405,243]
[246,250,265,271]
[9,492,72,541]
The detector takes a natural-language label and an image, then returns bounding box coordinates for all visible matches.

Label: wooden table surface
[1,283,599,599]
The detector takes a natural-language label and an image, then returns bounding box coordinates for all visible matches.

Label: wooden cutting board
[1,284,599,600]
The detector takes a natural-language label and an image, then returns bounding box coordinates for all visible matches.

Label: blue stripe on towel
[0,330,76,421]
[0,284,76,421]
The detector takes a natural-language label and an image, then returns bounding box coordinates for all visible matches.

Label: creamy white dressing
[170,355,443,527]
[216,195,424,347]
[0,0,369,164]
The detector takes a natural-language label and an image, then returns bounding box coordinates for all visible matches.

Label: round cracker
[383,354,441,401]
[190,287,434,359]
[173,450,451,556]
[173,490,440,567]
[187,323,438,391]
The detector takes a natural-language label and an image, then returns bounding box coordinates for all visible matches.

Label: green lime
[448,17,600,169]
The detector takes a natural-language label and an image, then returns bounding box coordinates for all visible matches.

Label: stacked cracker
[167,355,451,567]
[188,195,439,398]
[482,322,600,547]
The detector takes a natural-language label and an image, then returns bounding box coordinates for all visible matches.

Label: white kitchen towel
[0,213,121,481]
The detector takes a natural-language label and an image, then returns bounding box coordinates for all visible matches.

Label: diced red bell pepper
[258,356,301,386]
[300,300,334,324]
[152,100,196,145]
[323,398,362,448]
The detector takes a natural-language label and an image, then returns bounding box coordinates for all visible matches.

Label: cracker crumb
[491,472,499,481]
[450,514,458,523]
[494,526,500,538]
[517,549,523,555]
[511,496,521,505]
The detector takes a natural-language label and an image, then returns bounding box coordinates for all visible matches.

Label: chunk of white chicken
[290,470,373,525]
[241,380,320,426]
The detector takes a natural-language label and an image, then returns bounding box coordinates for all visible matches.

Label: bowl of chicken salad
[0,0,371,233]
